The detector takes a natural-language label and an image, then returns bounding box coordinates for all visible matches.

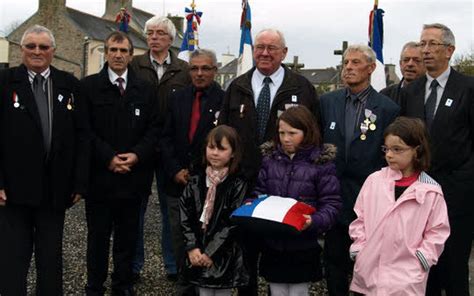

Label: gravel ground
[26,186,328,295]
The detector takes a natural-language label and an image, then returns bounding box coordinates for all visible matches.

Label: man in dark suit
[160,48,223,295]
[81,31,159,296]
[380,41,425,105]
[218,28,320,296]
[0,25,90,296]
[130,16,191,281]
[320,44,399,296]
[400,23,474,296]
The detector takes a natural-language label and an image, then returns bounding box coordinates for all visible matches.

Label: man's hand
[71,193,82,205]
[187,248,203,267]
[116,152,138,167]
[0,189,6,206]
[301,214,312,231]
[201,253,213,268]
[174,169,190,185]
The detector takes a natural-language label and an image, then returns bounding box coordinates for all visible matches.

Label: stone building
[7,0,183,78]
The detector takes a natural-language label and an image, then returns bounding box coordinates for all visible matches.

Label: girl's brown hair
[383,116,431,171]
[203,125,242,174]
[274,105,322,147]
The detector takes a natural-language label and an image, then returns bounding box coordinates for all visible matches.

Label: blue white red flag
[368,0,386,91]
[236,0,253,76]
[178,6,203,62]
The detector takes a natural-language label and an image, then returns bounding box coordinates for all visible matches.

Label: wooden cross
[285,56,305,73]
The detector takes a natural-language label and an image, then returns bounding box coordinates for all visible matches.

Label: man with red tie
[160,48,223,296]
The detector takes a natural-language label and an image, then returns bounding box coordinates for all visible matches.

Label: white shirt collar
[254,66,284,86]
[426,66,451,89]
[27,67,51,84]
[108,67,128,88]
[150,51,171,66]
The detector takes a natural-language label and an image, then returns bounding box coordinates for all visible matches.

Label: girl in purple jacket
[253,106,341,295]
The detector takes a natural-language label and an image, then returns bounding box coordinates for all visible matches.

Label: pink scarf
[201,166,229,231]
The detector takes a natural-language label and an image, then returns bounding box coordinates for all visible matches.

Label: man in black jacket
[380,41,425,105]
[0,25,90,296]
[81,31,159,296]
[218,28,320,296]
[401,23,474,296]
[160,48,223,295]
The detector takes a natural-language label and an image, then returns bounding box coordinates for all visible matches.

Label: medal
[12,91,20,108]
[369,123,376,131]
[67,104,72,110]
[239,104,245,118]
[369,113,377,131]
[360,122,369,141]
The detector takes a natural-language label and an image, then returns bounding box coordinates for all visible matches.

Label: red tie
[188,91,202,143]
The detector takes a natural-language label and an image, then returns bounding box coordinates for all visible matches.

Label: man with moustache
[0,25,89,296]
[218,28,320,296]
[130,15,191,282]
[401,23,474,296]
[81,31,159,296]
[320,44,399,296]
[160,49,223,295]
[381,41,425,105]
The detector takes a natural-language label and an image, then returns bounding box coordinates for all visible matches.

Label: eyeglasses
[416,41,449,49]
[254,44,282,54]
[23,43,52,51]
[189,66,216,73]
[381,145,412,154]
[146,30,169,37]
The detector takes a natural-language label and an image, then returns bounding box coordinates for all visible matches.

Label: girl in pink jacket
[349,117,450,296]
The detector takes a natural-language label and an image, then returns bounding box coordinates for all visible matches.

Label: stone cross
[285,56,305,73]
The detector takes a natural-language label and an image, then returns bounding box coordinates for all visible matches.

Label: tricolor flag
[231,195,315,235]
[236,0,253,76]
[178,5,203,62]
[368,0,386,91]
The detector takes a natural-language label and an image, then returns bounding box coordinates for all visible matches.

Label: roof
[65,7,148,49]
[299,68,339,84]
[218,58,238,74]
[131,7,153,33]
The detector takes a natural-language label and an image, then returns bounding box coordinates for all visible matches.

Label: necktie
[33,74,50,153]
[256,77,272,144]
[116,77,125,96]
[344,94,359,158]
[188,91,202,143]
[425,79,439,130]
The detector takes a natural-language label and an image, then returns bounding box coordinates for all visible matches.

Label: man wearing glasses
[401,23,474,296]
[381,41,426,105]
[160,49,222,295]
[0,25,90,295]
[218,28,320,295]
[130,15,191,284]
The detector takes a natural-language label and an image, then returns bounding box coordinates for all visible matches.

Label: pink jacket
[349,167,450,296]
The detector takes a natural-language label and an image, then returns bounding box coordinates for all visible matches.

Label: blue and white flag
[368,1,386,91]
[236,0,253,76]
[178,6,202,62]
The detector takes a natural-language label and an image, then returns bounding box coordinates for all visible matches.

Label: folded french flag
[231,195,316,235]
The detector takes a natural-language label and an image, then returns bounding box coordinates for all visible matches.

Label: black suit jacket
[0,65,90,209]
[380,80,403,106]
[81,65,159,199]
[160,82,224,196]
[401,68,474,218]
[320,87,400,224]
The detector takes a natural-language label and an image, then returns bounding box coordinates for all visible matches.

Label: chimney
[38,0,66,11]
[103,0,133,22]
[168,14,184,34]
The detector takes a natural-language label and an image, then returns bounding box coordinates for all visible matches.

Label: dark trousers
[85,197,141,296]
[324,222,354,296]
[426,215,472,296]
[237,232,262,296]
[0,203,65,296]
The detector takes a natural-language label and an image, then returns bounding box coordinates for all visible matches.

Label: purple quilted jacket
[253,143,342,250]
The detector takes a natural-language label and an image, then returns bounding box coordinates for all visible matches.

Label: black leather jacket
[179,172,249,288]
